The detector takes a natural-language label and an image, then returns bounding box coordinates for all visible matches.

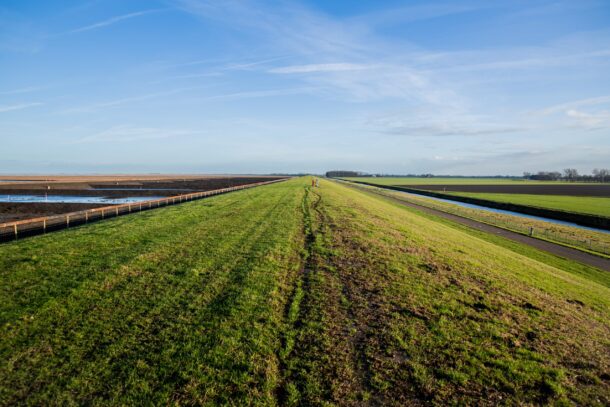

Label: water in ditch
[0,195,164,204]
[395,190,610,235]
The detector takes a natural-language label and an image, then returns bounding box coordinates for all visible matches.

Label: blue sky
[1,0,609,174]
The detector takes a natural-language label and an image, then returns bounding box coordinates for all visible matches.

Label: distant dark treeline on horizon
[325,170,520,179]
[326,168,610,182]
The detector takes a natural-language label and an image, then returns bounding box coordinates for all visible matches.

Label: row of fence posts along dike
[335,178,610,256]
[0,178,288,243]
[347,180,610,231]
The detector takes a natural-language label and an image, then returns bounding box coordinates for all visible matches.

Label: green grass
[349,183,610,289]
[284,179,609,405]
[448,192,610,218]
[1,177,609,405]
[341,181,610,256]
[345,177,591,185]
[0,179,306,405]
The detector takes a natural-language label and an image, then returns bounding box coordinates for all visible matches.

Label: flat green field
[345,177,582,185]
[1,178,608,405]
[449,192,610,218]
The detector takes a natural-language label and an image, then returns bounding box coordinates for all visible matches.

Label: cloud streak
[0,102,42,113]
[565,109,610,130]
[0,86,44,95]
[537,95,610,115]
[202,87,316,101]
[65,9,163,34]
[269,63,371,74]
[74,125,203,143]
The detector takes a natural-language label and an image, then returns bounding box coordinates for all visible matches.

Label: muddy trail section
[353,185,610,272]
[282,187,428,404]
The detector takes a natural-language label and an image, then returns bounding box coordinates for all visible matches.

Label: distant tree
[523,172,532,179]
[532,171,561,181]
[563,168,579,181]
[325,170,366,178]
[593,168,609,182]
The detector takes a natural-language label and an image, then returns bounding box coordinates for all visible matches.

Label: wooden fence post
[14,224,18,239]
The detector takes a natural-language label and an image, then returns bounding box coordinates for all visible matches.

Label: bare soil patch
[0,176,286,195]
[0,202,109,223]
[0,176,287,222]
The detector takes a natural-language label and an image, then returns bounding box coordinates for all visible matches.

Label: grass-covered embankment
[0,179,306,405]
[341,180,610,256]
[1,177,608,405]
[284,179,609,405]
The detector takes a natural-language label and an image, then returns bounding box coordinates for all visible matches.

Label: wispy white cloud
[269,63,371,74]
[167,72,224,80]
[0,102,42,113]
[59,88,197,114]
[202,87,316,101]
[74,125,203,143]
[174,0,462,106]
[432,48,610,73]
[369,112,523,138]
[565,109,610,129]
[0,86,45,95]
[528,95,610,130]
[224,56,290,71]
[347,2,497,27]
[65,9,164,34]
[537,95,610,115]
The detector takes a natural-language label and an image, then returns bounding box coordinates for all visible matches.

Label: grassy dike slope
[1,177,609,405]
[1,179,305,405]
[287,179,609,405]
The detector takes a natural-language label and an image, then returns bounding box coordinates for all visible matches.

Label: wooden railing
[0,178,287,242]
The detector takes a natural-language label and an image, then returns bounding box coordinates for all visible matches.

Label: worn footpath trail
[282,180,609,405]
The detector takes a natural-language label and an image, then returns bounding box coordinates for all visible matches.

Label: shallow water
[92,188,187,191]
[0,195,163,204]
[396,190,610,235]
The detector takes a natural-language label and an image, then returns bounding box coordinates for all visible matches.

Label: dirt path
[360,187,610,272]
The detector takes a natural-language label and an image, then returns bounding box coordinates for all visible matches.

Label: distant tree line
[325,170,368,177]
[325,169,610,182]
[523,169,609,182]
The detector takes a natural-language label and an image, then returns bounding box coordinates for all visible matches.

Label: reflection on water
[93,188,187,191]
[0,195,163,204]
